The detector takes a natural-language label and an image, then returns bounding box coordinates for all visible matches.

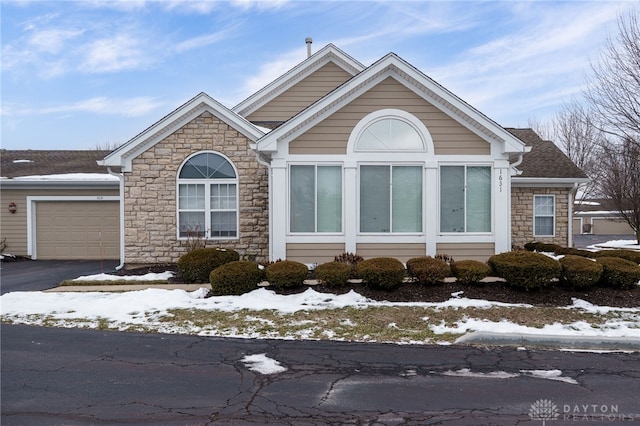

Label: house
[1,44,589,266]
[573,198,636,236]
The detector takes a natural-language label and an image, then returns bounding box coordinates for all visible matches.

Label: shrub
[488,251,561,291]
[177,248,240,283]
[334,252,364,278]
[554,247,597,258]
[406,256,450,285]
[315,261,352,287]
[595,249,640,265]
[523,242,563,254]
[357,257,406,290]
[451,260,491,285]
[209,261,264,296]
[265,260,309,288]
[559,255,603,289]
[596,257,640,289]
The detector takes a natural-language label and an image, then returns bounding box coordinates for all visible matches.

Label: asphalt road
[0,259,119,294]
[2,324,639,425]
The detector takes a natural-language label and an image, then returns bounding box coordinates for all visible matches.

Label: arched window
[355,117,425,151]
[177,152,238,239]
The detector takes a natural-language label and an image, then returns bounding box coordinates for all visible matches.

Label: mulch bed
[120,264,640,309]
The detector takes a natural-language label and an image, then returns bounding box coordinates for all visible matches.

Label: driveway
[573,234,636,249]
[0,260,119,294]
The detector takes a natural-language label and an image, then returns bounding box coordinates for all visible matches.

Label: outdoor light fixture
[8,202,17,214]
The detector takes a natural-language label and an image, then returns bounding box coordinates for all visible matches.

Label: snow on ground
[588,239,640,250]
[241,354,287,374]
[442,368,578,384]
[72,272,175,281]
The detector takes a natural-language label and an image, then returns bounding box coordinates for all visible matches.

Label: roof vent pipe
[305,37,312,58]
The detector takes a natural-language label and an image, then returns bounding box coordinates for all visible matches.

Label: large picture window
[290,165,342,233]
[360,165,422,233]
[440,166,491,233]
[177,152,238,238]
[534,195,555,236]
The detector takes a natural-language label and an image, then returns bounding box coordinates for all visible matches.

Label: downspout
[253,149,273,262]
[107,167,125,270]
[567,182,579,248]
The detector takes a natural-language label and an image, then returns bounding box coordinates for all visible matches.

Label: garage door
[35,201,119,260]
[592,218,634,235]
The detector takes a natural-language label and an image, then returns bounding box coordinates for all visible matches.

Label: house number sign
[499,169,503,192]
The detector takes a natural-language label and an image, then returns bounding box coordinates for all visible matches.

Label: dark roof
[0,150,110,178]
[506,128,589,179]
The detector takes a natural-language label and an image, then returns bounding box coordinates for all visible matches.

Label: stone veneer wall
[511,187,570,249]
[123,111,269,266]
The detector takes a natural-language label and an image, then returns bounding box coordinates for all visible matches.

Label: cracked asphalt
[2,324,639,425]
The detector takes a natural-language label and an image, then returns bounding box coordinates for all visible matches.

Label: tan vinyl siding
[436,242,495,262]
[289,77,490,155]
[356,243,426,262]
[573,218,583,235]
[0,188,119,257]
[286,243,345,264]
[246,63,353,123]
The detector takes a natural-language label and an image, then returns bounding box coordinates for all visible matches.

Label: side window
[440,166,491,233]
[534,195,555,236]
[290,165,342,233]
[177,152,238,239]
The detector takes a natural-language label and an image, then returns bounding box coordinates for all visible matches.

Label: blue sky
[1,0,634,150]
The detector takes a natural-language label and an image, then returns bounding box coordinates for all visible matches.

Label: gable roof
[232,44,365,118]
[255,52,528,155]
[1,150,111,178]
[100,92,264,171]
[506,128,589,180]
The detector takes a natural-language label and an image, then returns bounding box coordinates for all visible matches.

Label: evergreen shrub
[488,251,561,291]
[177,248,239,283]
[265,260,308,288]
[596,257,640,289]
[406,256,450,285]
[315,261,352,287]
[209,261,264,296]
[451,260,491,285]
[357,257,405,290]
[559,255,603,289]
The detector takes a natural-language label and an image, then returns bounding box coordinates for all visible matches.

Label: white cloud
[28,28,84,54]
[81,34,150,73]
[174,28,235,53]
[4,97,165,118]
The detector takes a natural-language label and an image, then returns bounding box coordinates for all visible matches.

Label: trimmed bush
[595,249,640,265]
[265,260,308,288]
[488,251,561,291]
[451,260,491,285]
[357,257,406,290]
[597,257,640,289]
[315,261,352,287]
[523,242,563,254]
[554,246,597,258]
[559,255,603,289]
[334,252,364,279]
[209,261,264,296]
[406,256,450,285]
[177,248,240,283]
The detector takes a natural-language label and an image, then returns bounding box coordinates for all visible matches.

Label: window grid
[289,165,342,234]
[440,165,491,233]
[534,195,555,237]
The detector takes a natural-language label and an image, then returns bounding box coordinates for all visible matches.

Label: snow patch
[73,272,175,282]
[241,353,287,374]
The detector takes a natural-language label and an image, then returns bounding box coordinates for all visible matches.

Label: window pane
[211,184,236,210]
[440,166,465,232]
[466,167,491,232]
[360,166,390,232]
[535,196,554,215]
[179,212,205,237]
[317,166,342,232]
[179,153,236,179]
[535,216,554,236]
[392,166,422,232]
[211,211,237,237]
[179,184,205,209]
[290,165,315,232]
[357,118,424,151]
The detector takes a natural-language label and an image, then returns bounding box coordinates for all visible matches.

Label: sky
[1,0,636,151]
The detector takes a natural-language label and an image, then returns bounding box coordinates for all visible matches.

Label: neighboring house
[1,44,589,265]
[573,198,636,235]
[0,150,120,259]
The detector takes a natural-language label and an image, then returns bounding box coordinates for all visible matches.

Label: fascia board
[0,180,119,189]
[511,177,591,187]
[100,93,263,171]
[232,44,365,117]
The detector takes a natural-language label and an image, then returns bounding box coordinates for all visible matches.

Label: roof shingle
[0,150,110,178]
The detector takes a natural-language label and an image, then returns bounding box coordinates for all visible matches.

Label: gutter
[568,183,579,248]
[107,167,125,270]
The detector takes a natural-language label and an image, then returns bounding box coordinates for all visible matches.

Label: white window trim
[533,194,556,237]
[438,164,493,235]
[287,163,344,235]
[176,151,240,240]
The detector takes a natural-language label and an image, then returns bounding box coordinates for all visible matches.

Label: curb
[456,332,640,351]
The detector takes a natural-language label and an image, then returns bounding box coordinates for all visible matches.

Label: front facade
[1,44,588,264]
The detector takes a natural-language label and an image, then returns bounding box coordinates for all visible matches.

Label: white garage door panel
[36,201,119,260]
[592,218,634,235]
